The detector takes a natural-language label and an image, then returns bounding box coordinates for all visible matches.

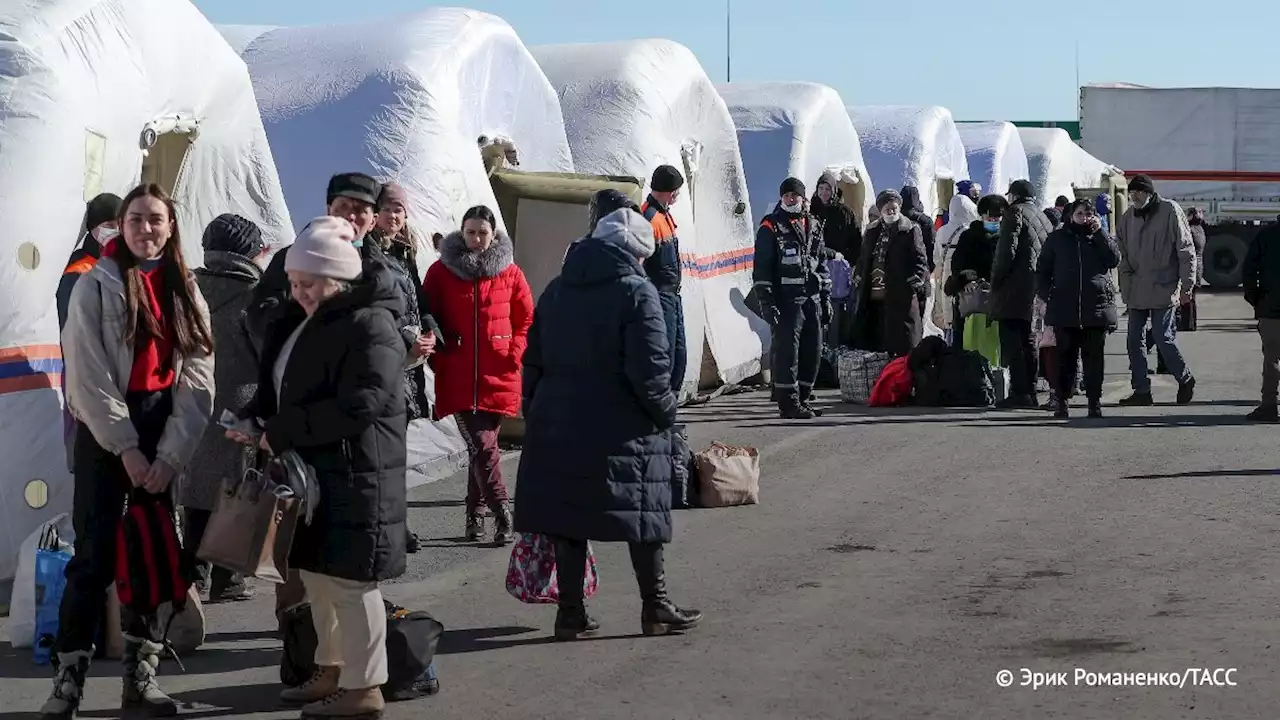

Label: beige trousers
[298,570,389,689]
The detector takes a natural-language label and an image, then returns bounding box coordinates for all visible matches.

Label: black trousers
[56,390,173,653]
[773,298,822,404]
[554,538,663,607]
[998,318,1038,398]
[1055,327,1106,401]
[658,291,687,395]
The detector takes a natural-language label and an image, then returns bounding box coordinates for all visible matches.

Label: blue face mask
[983,221,1000,233]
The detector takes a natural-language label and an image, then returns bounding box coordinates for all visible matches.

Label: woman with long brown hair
[42,183,215,719]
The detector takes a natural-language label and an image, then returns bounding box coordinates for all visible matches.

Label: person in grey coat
[1116,174,1197,405]
[181,214,268,603]
[990,179,1055,408]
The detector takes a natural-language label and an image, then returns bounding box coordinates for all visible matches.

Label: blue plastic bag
[33,548,71,664]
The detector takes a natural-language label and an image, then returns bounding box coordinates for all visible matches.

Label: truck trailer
[1079,84,1280,288]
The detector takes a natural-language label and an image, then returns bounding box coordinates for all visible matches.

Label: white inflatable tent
[534,40,765,399]
[717,82,874,227]
[955,121,1029,200]
[227,8,576,485]
[847,105,969,219]
[227,8,574,235]
[0,0,293,579]
[1018,127,1120,208]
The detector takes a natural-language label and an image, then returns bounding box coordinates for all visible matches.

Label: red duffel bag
[869,357,913,407]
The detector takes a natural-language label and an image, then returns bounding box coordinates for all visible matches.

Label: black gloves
[820,297,833,327]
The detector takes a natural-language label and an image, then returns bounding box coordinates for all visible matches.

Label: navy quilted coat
[513,227,679,544]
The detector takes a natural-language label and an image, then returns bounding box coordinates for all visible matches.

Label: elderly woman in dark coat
[514,206,702,642]
[230,217,408,717]
[851,189,929,357]
[1036,199,1121,420]
[182,214,268,603]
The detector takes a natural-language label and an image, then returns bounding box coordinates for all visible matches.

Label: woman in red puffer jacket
[424,205,533,546]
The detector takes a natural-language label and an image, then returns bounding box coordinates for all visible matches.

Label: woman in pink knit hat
[229,216,409,718]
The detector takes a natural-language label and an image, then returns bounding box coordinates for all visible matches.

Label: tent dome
[0,0,292,579]
[534,39,763,395]
[718,81,875,226]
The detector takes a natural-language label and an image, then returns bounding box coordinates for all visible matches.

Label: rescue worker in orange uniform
[641,165,688,398]
[754,177,832,419]
[58,193,122,331]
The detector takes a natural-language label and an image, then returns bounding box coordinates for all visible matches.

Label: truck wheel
[1202,232,1246,289]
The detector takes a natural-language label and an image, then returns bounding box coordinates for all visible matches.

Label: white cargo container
[1080,84,1280,287]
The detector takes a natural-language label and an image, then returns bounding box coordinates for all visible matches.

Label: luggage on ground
[837,349,892,404]
[694,442,760,507]
[869,357,913,407]
[280,600,443,700]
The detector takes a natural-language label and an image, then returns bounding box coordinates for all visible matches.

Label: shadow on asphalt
[80,681,284,718]
[204,630,278,643]
[437,625,647,654]
[978,413,1257,429]
[0,644,121,680]
[408,499,465,509]
[1124,468,1280,480]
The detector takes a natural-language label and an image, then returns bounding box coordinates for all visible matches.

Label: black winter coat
[990,199,1053,322]
[811,195,862,261]
[183,251,263,512]
[1036,224,1121,329]
[900,186,937,272]
[1244,223,1280,319]
[368,226,437,421]
[851,216,928,357]
[514,234,679,545]
[250,267,409,583]
[945,221,998,295]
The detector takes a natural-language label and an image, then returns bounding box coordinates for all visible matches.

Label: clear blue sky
[192,0,1273,121]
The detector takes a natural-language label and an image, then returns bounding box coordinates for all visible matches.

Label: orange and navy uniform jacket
[57,248,100,331]
[640,195,682,293]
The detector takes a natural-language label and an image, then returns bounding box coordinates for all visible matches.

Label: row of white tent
[0,0,1123,580]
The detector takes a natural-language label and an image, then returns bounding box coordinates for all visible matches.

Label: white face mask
[1132,195,1150,209]
[93,226,119,243]
[881,211,901,224]
[781,199,803,213]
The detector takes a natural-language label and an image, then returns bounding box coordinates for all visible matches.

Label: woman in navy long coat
[514,203,702,641]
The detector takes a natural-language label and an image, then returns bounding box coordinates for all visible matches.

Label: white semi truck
[1080,84,1280,288]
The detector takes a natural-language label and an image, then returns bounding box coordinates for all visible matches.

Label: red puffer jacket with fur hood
[424,229,533,420]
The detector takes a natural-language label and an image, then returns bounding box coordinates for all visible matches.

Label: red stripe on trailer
[1125,170,1280,183]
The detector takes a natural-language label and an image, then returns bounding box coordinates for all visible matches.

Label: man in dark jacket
[900,185,937,273]
[183,214,267,602]
[641,165,688,398]
[991,179,1054,408]
[57,193,121,331]
[811,172,861,260]
[246,172,389,351]
[754,177,832,419]
[1243,218,1280,421]
[514,206,700,640]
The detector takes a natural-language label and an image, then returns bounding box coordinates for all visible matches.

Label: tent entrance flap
[489,169,644,299]
[935,178,956,219]
[140,129,196,196]
[838,177,866,226]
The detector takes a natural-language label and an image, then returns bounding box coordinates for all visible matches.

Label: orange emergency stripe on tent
[0,344,64,396]
[680,248,754,279]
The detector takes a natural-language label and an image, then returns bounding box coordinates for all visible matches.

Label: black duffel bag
[281,599,443,701]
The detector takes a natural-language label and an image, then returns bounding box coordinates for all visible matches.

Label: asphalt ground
[1,290,1275,719]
